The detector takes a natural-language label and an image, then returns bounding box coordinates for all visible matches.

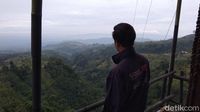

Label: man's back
[103,23,150,112]
[103,47,150,112]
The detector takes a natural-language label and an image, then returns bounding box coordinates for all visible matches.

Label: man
[103,23,150,112]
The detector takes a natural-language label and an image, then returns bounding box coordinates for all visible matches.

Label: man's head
[112,23,136,52]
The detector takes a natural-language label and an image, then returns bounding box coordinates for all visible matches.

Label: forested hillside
[0,34,193,111]
[135,34,194,53]
[44,34,194,56]
[0,56,102,112]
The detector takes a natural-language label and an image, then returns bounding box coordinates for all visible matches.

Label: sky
[0,0,199,41]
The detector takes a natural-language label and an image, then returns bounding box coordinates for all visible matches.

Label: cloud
[137,30,161,35]
[0,20,30,28]
[0,0,199,39]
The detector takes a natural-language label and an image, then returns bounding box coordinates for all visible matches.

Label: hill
[0,56,103,112]
[135,34,194,53]
[0,34,193,111]
[44,34,194,57]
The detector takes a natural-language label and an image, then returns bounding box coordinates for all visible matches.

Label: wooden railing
[77,70,189,112]
[145,95,175,112]
[76,99,105,112]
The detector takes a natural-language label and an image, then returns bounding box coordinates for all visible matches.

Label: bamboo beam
[145,95,175,112]
[150,71,175,85]
[173,74,189,82]
[76,99,105,112]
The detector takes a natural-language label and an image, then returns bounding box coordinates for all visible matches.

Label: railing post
[180,71,184,104]
[168,0,182,96]
[160,70,168,100]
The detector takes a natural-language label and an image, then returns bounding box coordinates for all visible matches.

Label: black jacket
[103,47,150,112]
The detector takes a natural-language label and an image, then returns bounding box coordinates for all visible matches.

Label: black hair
[112,23,136,48]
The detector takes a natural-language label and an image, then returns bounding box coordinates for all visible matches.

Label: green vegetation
[0,34,193,111]
[135,34,194,53]
[0,56,102,112]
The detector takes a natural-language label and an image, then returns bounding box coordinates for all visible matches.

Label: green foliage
[0,34,193,111]
[0,56,102,112]
[135,34,194,53]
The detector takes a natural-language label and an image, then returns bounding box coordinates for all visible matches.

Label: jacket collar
[112,47,136,64]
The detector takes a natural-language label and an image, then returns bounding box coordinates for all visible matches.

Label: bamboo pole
[167,0,182,95]
[31,0,42,112]
[179,71,184,104]
[187,4,200,107]
[160,70,168,100]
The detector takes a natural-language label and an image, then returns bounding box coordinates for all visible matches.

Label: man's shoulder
[120,53,149,66]
[135,53,149,64]
[117,53,149,73]
[110,53,149,75]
